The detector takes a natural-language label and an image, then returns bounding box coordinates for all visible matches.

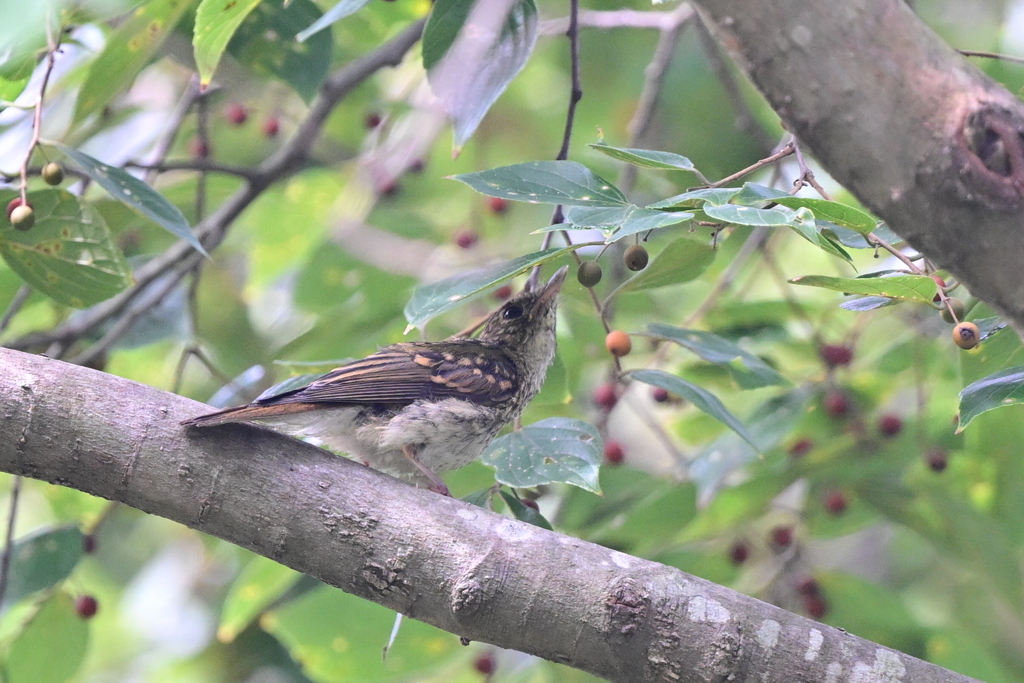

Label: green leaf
[227,0,331,102]
[219,555,301,642]
[193,0,263,89]
[839,296,900,312]
[264,586,462,682]
[450,161,628,207]
[403,248,574,330]
[53,144,206,256]
[1,525,83,608]
[481,418,602,493]
[296,0,371,42]
[629,369,759,450]
[612,238,715,295]
[0,189,132,308]
[588,144,703,175]
[563,205,692,241]
[498,490,553,529]
[460,487,493,508]
[957,365,1024,431]
[789,274,937,303]
[75,0,194,123]
[703,202,807,228]
[773,197,877,235]
[730,182,790,204]
[646,187,739,209]
[426,0,538,148]
[5,592,89,683]
[647,324,789,389]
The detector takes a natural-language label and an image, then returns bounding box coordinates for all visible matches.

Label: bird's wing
[256,342,519,407]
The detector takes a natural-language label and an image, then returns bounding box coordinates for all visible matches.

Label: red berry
[729,541,749,565]
[262,116,280,138]
[804,593,828,619]
[225,102,247,125]
[474,653,496,675]
[409,159,425,173]
[6,197,29,220]
[493,285,513,301]
[365,112,382,129]
[593,383,618,411]
[75,595,98,619]
[796,575,820,596]
[878,414,903,437]
[819,344,853,368]
[927,449,948,472]
[930,275,946,302]
[189,138,209,159]
[521,499,539,511]
[771,526,793,549]
[652,387,671,403]
[823,490,847,516]
[603,441,625,465]
[823,390,850,418]
[788,438,813,457]
[454,230,479,249]
[82,535,97,554]
[488,196,509,215]
[379,180,400,197]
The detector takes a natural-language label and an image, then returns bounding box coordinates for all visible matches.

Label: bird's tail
[180,402,317,427]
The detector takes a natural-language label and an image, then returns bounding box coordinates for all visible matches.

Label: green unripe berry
[41,162,64,186]
[577,260,603,288]
[624,244,649,271]
[940,297,965,324]
[10,204,34,230]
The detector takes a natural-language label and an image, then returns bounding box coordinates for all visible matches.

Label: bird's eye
[502,304,524,320]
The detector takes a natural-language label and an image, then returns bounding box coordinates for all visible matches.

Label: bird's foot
[401,444,451,496]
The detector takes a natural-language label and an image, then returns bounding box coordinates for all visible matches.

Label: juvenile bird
[182,266,567,494]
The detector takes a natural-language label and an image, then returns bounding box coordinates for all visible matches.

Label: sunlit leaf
[296,0,372,42]
[481,418,602,493]
[75,0,193,123]
[1,525,83,608]
[646,187,739,209]
[773,197,876,235]
[403,247,575,330]
[0,189,132,307]
[450,161,628,207]
[957,365,1024,431]
[588,144,703,175]
[53,144,205,256]
[648,324,789,388]
[193,0,263,89]
[5,593,89,683]
[612,238,715,295]
[790,274,937,303]
[219,555,301,642]
[227,0,331,102]
[498,489,553,529]
[426,0,538,148]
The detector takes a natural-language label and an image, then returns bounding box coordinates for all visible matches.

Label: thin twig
[194,93,210,221]
[959,49,1024,65]
[708,144,794,188]
[0,476,23,607]
[143,76,202,186]
[19,24,60,203]
[128,160,260,180]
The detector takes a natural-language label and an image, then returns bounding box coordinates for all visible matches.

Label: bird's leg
[401,444,451,496]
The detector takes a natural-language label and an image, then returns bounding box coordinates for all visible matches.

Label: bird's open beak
[536,266,568,306]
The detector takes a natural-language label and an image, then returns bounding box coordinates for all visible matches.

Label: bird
[182,266,568,495]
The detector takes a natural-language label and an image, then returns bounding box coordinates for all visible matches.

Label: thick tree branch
[693,0,1024,339]
[0,349,979,683]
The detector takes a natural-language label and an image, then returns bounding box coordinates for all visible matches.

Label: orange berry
[952,322,980,349]
[605,330,631,357]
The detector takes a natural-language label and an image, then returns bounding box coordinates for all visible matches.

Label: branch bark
[693,0,1024,338]
[0,349,979,683]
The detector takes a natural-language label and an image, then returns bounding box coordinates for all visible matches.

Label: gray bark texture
[695,0,1024,338]
[0,349,981,682]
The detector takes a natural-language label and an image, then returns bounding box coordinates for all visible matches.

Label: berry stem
[21,19,61,204]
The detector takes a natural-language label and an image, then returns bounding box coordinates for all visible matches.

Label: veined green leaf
[1,525,83,608]
[790,274,937,303]
[646,187,739,209]
[958,365,1024,431]
[773,196,876,235]
[0,189,131,307]
[588,143,704,176]
[450,161,628,207]
[648,324,789,389]
[193,0,262,89]
[482,418,602,493]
